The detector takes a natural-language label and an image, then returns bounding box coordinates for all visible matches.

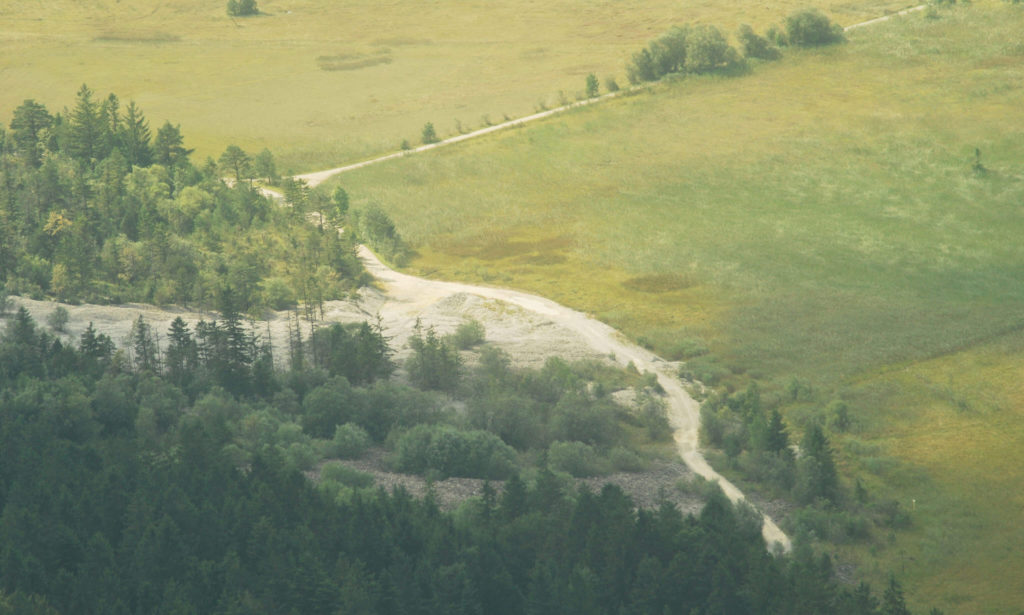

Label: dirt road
[357,246,792,551]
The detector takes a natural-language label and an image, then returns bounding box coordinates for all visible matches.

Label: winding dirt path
[357,246,792,551]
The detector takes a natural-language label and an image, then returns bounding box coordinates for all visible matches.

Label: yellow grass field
[0,0,911,170]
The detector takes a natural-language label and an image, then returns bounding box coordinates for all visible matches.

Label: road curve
[358,246,792,552]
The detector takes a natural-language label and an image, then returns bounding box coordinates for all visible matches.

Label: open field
[326,5,1024,611]
[0,0,913,170]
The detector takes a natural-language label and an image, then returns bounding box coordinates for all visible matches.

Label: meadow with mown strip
[327,5,1024,612]
[0,0,911,170]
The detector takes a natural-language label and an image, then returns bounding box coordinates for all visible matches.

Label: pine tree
[766,409,790,454]
[119,101,152,167]
[9,99,53,166]
[152,121,191,168]
[130,315,158,373]
[98,93,120,160]
[66,84,104,164]
[164,317,197,389]
[797,423,840,504]
[881,575,911,615]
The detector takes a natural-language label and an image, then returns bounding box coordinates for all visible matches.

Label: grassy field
[326,5,1024,612]
[0,0,912,170]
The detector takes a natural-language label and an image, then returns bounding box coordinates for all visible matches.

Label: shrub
[283,441,318,471]
[226,0,259,17]
[320,460,374,487]
[737,24,782,60]
[301,378,358,438]
[639,391,672,441]
[0,283,11,317]
[609,446,647,472]
[550,392,620,447]
[585,74,600,98]
[46,306,69,332]
[449,318,485,350]
[785,9,844,47]
[547,441,608,477]
[406,323,461,393]
[394,424,518,479]
[326,423,371,459]
[357,205,411,265]
[604,77,620,92]
[421,122,439,144]
[684,24,740,74]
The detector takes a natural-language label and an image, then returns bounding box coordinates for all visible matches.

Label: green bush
[547,441,608,477]
[684,24,741,74]
[227,0,258,17]
[357,206,411,265]
[609,446,647,472]
[737,24,782,60]
[46,306,69,332]
[393,424,517,479]
[406,324,461,393]
[283,441,318,471]
[320,460,374,488]
[421,122,439,144]
[784,9,844,47]
[326,423,371,459]
[449,319,485,350]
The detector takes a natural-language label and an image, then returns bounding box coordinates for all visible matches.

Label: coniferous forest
[0,86,362,313]
[0,305,921,615]
[0,88,928,614]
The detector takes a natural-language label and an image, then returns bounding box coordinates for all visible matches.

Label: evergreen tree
[152,121,191,168]
[9,99,53,167]
[164,317,198,389]
[98,93,120,160]
[119,101,152,167]
[66,84,104,164]
[130,315,158,372]
[797,423,840,504]
[765,408,790,454]
[881,575,911,615]
[218,145,251,183]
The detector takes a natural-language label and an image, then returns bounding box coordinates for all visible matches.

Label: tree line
[0,85,363,313]
[626,9,844,85]
[0,308,936,614]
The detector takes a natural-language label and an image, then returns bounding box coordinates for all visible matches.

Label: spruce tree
[66,84,104,164]
[119,101,152,167]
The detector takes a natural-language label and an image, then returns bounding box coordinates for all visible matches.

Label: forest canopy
[0,86,363,313]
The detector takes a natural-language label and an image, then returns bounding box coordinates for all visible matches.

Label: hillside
[324,4,1024,612]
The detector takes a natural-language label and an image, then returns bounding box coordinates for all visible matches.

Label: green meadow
[0,0,910,170]
[5,0,1024,611]
[328,5,1024,612]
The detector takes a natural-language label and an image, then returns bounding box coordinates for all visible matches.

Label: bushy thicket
[2,308,930,613]
[783,8,845,47]
[627,24,743,84]
[699,382,913,543]
[627,10,844,85]
[0,86,363,312]
[226,0,258,17]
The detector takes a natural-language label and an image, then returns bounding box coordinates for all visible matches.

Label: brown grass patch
[317,53,393,71]
[93,31,180,43]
